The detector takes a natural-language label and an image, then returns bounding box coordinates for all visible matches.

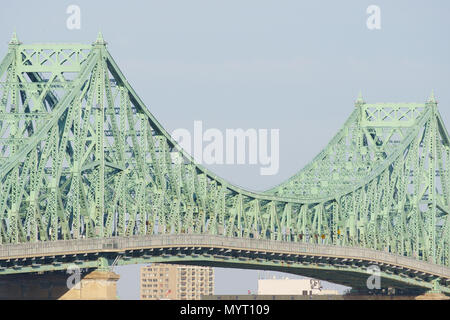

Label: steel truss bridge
[0,33,449,294]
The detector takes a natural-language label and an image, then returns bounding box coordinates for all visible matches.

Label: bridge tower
[0,32,449,298]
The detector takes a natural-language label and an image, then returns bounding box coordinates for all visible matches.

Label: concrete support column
[0,270,120,300]
[415,292,450,300]
[61,270,120,300]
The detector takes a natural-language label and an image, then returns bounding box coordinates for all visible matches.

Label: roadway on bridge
[0,235,449,293]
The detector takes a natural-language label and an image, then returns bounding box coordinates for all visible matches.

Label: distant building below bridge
[257,278,339,296]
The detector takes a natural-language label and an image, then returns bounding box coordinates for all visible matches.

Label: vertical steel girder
[0,34,448,273]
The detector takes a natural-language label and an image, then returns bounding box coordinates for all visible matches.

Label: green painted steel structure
[0,34,449,291]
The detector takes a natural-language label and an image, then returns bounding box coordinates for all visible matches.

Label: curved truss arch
[0,35,448,292]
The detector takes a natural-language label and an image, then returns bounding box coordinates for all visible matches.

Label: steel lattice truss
[0,34,448,270]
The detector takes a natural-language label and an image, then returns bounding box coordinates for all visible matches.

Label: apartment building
[140,263,214,300]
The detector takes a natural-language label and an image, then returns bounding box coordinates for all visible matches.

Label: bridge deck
[0,235,449,280]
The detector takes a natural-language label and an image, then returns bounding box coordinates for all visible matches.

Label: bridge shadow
[163,259,429,296]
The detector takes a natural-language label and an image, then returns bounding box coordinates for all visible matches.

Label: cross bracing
[0,34,449,291]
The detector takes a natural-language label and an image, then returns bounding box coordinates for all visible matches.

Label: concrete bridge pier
[0,269,120,300]
[60,269,120,300]
[415,280,450,300]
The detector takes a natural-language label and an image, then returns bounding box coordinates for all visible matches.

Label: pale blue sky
[1,0,449,299]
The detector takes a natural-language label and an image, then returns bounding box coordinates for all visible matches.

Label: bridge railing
[0,235,449,278]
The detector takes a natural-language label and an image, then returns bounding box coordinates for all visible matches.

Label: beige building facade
[140,263,214,300]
